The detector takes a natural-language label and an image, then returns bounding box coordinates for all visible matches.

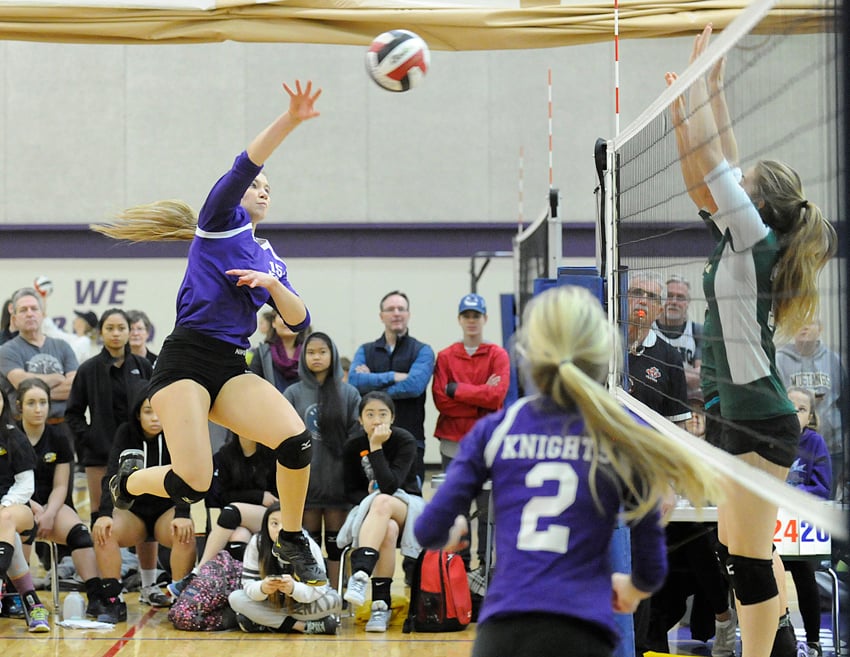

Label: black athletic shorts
[122,498,177,540]
[148,327,251,405]
[717,413,800,468]
[472,613,615,657]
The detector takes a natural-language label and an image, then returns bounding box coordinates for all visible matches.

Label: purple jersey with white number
[175,151,309,349]
[415,395,667,643]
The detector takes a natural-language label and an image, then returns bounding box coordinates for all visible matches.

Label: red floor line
[98,608,158,657]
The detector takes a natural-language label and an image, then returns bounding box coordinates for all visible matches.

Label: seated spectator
[228,503,340,635]
[16,378,106,618]
[92,389,196,623]
[0,386,50,632]
[338,391,424,633]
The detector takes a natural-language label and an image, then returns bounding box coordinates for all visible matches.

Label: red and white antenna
[614,0,621,135]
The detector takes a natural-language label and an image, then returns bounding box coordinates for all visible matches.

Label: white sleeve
[1,470,34,506]
[704,160,769,251]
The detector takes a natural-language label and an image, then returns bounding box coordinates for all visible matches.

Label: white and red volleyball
[365,29,430,92]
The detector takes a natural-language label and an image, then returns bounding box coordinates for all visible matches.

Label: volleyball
[365,30,430,92]
[33,275,53,298]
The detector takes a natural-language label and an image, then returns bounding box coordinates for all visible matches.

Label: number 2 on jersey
[517,462,578,554]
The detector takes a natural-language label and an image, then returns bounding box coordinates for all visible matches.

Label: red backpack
[402,549,472,633]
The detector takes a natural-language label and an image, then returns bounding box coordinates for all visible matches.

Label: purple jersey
[175,151,309,348]
[415,395,667,643]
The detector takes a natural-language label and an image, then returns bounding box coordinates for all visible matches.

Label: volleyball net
[600,0,846,536]
[513,188,562,324]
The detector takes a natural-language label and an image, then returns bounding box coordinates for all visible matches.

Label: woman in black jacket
[65,308,152,520]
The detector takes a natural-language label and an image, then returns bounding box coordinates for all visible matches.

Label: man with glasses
[653,275,703,398]
[626,272,691,428]
[349,291,435,487]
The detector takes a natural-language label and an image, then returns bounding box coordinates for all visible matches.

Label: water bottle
[360,450,378,492]
[63,590,85,620]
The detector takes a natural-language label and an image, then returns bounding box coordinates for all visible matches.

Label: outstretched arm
[246,80,322,166]
[708,57,738,167]
[687,26,725,178]
[666,71,717,213]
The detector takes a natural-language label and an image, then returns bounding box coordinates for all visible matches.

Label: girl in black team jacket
[17,377,106,618]
[0,386,52,632]
[92,387,196,624]
[65,308,152,519]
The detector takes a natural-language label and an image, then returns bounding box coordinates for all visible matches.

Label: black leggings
[784,559,822,644]
[472,614,614,657]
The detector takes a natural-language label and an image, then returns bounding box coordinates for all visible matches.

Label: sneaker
[109,449,144,510]
[365,600,390,632]
[2,594,25,619]
[236,613,268,633]
[85,597,106,619]
[712,608,738,657]
[343,570,369,607]
[303,616,339,635]
[27,604,50,633]
[97,596,128,624]
[805,643,823,657]
[271,532,327,586]
[166,572,195,599]
[139,585,173,608]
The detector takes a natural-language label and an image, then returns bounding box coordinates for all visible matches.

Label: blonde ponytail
[91,200,198,242]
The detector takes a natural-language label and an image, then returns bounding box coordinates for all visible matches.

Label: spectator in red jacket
[432,293,510,573]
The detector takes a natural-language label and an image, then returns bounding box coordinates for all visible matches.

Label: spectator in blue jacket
[348,291,434,487]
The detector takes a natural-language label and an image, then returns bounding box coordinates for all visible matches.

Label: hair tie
[559,357,573,367]
[799,199,809,209]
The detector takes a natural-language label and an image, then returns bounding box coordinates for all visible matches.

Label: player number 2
[517,462,578,554]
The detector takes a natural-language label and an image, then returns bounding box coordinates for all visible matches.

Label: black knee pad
[726,554,777,605]
[66,523,94,552]
[274,430,312,470]
[217,505,242,531]
[164,470,207,505]
[324,531,342,561]
[20,525,36,546]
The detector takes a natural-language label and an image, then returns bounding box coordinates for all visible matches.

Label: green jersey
[701,161,795,421]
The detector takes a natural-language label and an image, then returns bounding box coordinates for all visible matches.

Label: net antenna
[512,189,562,324]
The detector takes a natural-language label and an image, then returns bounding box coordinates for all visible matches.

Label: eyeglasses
[381,306,409,313]
[628,287,661,301]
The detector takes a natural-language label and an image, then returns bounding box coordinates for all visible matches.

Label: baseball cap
[74,310,98,329]
[458,293,487,315]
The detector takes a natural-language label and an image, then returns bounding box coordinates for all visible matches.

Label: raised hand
[283,80,322,122]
